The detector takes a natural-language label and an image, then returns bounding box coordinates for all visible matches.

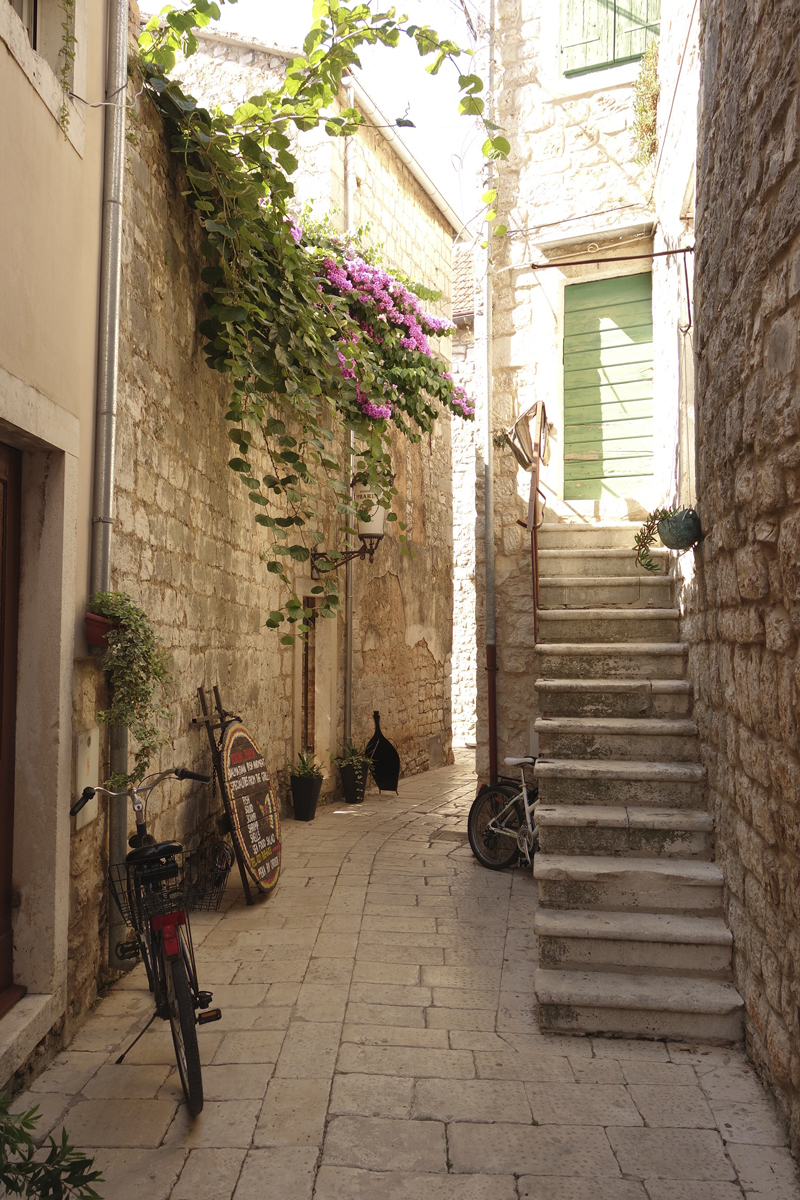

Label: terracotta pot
[85,612,114,648]
[290,775,322,821]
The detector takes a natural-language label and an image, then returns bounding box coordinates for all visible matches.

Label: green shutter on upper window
[561,0,613,75]
[561,0,660,76]
[615,0,661,64]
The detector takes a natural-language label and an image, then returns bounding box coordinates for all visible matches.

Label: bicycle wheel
[468,787,523,870]
[162,942,203,1116]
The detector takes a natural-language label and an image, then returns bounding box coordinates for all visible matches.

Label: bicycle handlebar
[70,767,210,818]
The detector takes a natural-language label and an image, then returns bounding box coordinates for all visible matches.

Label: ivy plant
[0,1093,103,1198]
[136,0,507,642]
[89,592,171,786]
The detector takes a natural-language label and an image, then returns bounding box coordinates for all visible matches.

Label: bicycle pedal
[197,1008,222,1025]
[196,991,213,1009]
[115,941,140,961]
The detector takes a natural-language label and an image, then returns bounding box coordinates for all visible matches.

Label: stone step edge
[535,642,688,656]
[535,678,691,694]
[535,805,713,832]
[539,547,670,558]
[538,609,680,620]
[535,759,705,782]
[534,968,744,1015]
[534,854,723,885]
[533,909,732,946]
[535,716,698,736]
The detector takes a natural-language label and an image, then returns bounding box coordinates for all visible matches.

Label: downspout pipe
[484,0,498,784]
[343,85,355,746]
[92,0,129,972]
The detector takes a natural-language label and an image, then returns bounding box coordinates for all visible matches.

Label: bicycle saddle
[504,755,536,766]
[126,841,182,864]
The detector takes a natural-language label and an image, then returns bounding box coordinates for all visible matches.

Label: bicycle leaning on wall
[467,755,539,870]
[70,768,235,1116]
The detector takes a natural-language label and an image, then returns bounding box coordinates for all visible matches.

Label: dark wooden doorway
[0,443,23,1020]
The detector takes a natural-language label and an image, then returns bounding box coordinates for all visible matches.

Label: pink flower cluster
[318,253,476,423]
[321,256,454,360]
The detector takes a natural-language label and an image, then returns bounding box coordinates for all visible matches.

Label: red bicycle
[71,768,234,1115]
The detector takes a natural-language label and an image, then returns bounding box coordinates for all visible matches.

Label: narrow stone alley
[13,752,799,1199]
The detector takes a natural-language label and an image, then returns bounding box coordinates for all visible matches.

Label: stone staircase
[532,523,743,1042]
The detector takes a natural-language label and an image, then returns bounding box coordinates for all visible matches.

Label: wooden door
[0,443,23,1020]
[563,273,654,502]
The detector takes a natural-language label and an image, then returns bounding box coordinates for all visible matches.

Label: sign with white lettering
[219,722,281,893]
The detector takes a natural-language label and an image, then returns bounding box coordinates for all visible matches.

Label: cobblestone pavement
[14,752,800,1198]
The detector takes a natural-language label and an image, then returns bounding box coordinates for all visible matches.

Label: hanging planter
[85,612,114,648]
[634,506,702,572]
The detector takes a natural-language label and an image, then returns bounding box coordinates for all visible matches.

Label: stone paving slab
[11,751,800,1199]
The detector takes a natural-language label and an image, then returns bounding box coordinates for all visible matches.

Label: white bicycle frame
[486,755,539,863]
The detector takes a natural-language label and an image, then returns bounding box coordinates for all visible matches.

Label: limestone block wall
[68,41,458,1020]
[690,0,800,1147]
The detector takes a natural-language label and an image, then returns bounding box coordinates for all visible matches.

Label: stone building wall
[67,35,459,1022]
[478,0,655,779]
[450,321,478,745]
[689,0,800,1148]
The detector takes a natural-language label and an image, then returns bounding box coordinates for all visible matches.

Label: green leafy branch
[136,1,508,639]
[633,507,672,572]
[0,1093,103,1199]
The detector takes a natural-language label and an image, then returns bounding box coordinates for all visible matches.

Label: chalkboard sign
[220,722,281,893]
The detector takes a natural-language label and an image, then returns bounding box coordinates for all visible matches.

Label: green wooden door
[563,273,653,502]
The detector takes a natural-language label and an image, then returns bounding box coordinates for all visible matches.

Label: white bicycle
[467,755,539,870]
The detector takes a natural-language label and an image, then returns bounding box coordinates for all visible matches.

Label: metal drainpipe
[343,85,355,745]
[484,0,498,784]
[93,0,130,972]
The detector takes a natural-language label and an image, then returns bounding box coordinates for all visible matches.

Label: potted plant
[88,591,171,786]
[334,741,373,805]
[634,505,702,572]
[289,752,323,821]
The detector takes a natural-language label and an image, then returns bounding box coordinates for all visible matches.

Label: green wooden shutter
[561,0,613,75]
[615,0,661,64]
[562,274,653,503]
[561,0,660,75]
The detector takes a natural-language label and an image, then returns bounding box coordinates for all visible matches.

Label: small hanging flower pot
[634,506,703,571]
[85,612,115,648]
[656,507,702,551]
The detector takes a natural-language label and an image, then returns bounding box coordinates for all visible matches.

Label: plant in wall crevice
[632,40,659,166]
[88,592,171,787]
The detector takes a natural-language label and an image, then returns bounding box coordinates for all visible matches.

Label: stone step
[537,609,681,644]
[538,522,642,550]
[535,715,700,763]
[534,854,723,914]
[538,547,670,578]
[535,805,714,858]
[535,759,706,807]
[534,968,744,1042]
[535,910,732,978]
[535,642,689,679]
[539,575,674,609]
[535,678,692,719]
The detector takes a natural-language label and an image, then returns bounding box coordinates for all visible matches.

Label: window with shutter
[560,0,660,76]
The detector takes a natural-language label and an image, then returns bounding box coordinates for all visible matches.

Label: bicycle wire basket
[108,839,235,927]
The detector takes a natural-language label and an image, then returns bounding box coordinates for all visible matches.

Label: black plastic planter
[339,763,368,805]
[290,775,322,821]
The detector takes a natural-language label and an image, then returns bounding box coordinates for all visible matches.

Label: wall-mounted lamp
[310,481,387,579]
